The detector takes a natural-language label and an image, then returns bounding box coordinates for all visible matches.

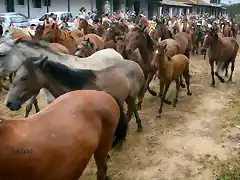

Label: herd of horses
[0,16,239,179]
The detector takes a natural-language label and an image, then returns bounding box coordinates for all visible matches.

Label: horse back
[171,54,189,79]
[175,32,191,54]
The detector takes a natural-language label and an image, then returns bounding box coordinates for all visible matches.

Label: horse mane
[40,60,97,90]
[132,26,154,49]
[20,39,62,55]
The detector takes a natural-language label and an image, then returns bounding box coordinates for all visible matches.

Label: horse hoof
[163,100,171,105]
[180,83,186,88]
[187,92,192,96]
[225,74,228,78]
[156,113,161,119]
[228,78,232,82]
[220,79,225,83]
[137,126,143,132]
[105,176,111,180]
[173,104,176,107]
[211,83,215,87]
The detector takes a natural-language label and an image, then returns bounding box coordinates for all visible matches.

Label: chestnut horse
[151,44,192,118]
[203,27,239,86]
[41,23,78,54]
[1,89,127,180]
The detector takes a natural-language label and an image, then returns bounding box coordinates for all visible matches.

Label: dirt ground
[0,37,240,180]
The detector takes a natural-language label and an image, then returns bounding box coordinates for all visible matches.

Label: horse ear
[34,55,48,68]
[28,31,34,39]
[87,37,90,42]
[142,25,146,32]
[12,37,22,44]
[163,44,167,49]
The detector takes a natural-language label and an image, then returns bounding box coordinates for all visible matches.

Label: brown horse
[11,33,32,40]
[76,33,105,52]
[222,23,232,37]
[41,23,77,55]
[125,26,158,108]
[75,37,95,57]
[151,44,192,118]
[29,24,44,39]
[78,18,100,35]
[189,26,197,55]
[1,90,128,180]
[51,43,70,54]
[203,27,239,86]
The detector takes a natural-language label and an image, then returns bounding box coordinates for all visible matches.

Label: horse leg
[183,68,192,96]
[94,138,111,180]
[136,72,155,110]
[180,75,185,88]
[225,65,229,77]
[156,82,170,119]
[173,78,180,107]
[159,80,171,105]
[9,72,14,84]
[0,78,2,91]
[215,61,225,83]
[209,59,216,86]
[229,60,235,81]
[33,97,40,113]
[126,97,143,132]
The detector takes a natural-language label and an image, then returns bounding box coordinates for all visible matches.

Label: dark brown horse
[1,89,128,180]
[151,44,192,118]
[203,27,239,86]
[125,26,158,109]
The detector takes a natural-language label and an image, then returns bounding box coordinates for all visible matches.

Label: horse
[76,34,105,53]
[75,37,95,58]
[203,27,239,86]
[5,55,145,132]
[0,38,126,118]
[41,23,78,55]
[222,23,232,37]
[125,26,158,109]
[29,24,44,39]
[78,18,100,35]
[1,89,127,180]
[151,43,192,118]
[50,43,70,54]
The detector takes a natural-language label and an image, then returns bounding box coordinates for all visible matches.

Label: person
[104,1,110,15]
[78,7,86,19]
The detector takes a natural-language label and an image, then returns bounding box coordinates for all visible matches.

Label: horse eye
[20,77,27,81]
[0,53,5,57]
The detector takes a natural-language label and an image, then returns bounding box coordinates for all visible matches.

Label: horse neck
[138,41,153,63]
[57,30,77,54]
[158,55,169,76]
[42,71,69,97]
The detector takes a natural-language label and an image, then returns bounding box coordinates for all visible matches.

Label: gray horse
[0,36,125,117]
[5,55,145,132]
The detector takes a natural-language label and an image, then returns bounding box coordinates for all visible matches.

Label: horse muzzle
[5,101,22,111]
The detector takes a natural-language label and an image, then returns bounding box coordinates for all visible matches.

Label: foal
[1,90,127,180]
[151,43,192,118]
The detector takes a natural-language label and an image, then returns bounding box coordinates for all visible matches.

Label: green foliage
[227,3,240,18]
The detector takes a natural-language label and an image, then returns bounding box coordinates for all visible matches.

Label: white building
[0,0,97,18]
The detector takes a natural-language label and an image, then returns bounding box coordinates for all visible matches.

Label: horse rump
[110,94,128,148]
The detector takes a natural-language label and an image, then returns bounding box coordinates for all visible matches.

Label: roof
[162,0,192,7]
[176,0,213,6]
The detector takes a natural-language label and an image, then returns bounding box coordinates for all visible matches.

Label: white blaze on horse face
[155,50,159,54]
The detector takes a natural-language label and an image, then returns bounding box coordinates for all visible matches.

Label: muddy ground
[0,37,240,180]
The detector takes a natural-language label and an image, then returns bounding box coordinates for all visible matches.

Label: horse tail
[110,95,128,149]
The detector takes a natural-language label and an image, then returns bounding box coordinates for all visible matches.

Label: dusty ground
[0,37,240,180]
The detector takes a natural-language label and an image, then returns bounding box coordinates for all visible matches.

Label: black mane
[42,60,97,90]
[23,57,97,90]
